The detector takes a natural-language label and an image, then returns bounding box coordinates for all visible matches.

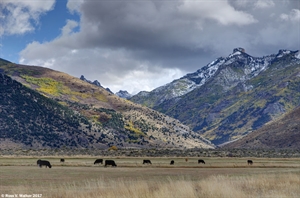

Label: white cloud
[19,35,184,94]
[254,0,275,9]
[179,0,257,26]
[67,0,84,14]
[0,0,55,36]
[280,9,300,22]
[61,20,79,36]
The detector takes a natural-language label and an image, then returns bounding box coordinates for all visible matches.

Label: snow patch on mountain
[130,48,300,107]
[276,49,291,58]
[295,51,300,59]
[228,51,241,58]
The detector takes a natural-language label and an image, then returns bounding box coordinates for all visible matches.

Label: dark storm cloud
[79,1,194,51]
[77,0,300,63]
[75,0,260,70]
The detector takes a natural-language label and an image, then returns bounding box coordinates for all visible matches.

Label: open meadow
[1,156,300,198]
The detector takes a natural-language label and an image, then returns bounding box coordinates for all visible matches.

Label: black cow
[37,159,52,168]
[170,160,174,165]
[60,159,65,163]
[94,159,103,165]
[198,159,205,164]
[105,160,117,167]
[143,159,152,164]
[247,160,253,165]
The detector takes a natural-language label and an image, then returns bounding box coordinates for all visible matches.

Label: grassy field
[1,156,300,197]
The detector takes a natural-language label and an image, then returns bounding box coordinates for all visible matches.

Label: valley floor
[1,148,300,158]
[0,157,300,198]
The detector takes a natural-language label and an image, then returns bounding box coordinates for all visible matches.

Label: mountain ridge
[130,48,279,107]
[130,48,300,145]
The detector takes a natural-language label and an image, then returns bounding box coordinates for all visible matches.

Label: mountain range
[130,48,300,146]
[1,47,300,150]
[0,59,213,149]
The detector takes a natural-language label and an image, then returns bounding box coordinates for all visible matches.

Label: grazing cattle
[60,159,65,163]
[143,159,152,164]
[170,160,174,165]
[185,158,188,162]
[198,159,205,164]
[94,159,103,165]
[37,159,52,168]
[37,159,41,166]
[105,160,117,167]
[247,160,253,165]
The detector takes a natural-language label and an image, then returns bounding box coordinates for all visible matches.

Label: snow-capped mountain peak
[130,48,300,107]
[229,47,246,58]
[276,49,291,58]
[276,49,300,60]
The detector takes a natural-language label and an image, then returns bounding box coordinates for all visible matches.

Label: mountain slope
[130,49,300,145]
[223,106,300,149]
[0,62,214,149]
[0,73,97,149]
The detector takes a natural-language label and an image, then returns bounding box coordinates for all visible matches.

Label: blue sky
[1,0,300,94]
[1,0,79,63]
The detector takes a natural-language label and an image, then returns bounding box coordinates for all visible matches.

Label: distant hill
[130,49,300,145]
[223,106,300,149]
[0,61,214,149]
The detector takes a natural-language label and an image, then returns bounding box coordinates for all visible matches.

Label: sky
[0,0,299,94]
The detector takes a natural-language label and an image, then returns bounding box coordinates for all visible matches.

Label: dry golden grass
[4,173,300,198]
[1,157,300,198]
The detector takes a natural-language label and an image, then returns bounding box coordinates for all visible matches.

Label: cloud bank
[2,0,300,94]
